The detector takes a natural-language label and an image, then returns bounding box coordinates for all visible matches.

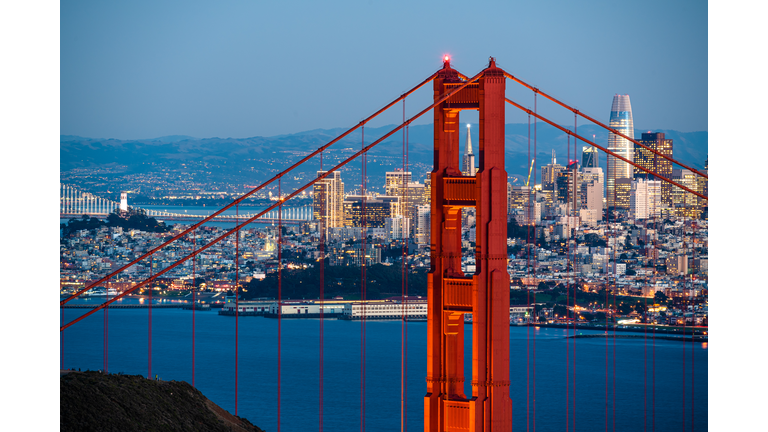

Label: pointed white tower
[462,124,476,177]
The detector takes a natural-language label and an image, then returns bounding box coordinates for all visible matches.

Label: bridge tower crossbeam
[425,57,512,432]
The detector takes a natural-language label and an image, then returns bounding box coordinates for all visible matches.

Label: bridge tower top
[426,58,512,432]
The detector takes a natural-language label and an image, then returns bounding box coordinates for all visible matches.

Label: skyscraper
[313,170,344,233]
[462,124,476,177]
[541,150,564,203]
[607,94,634,209]
[582,146,599,168]
[385,170,412,218]
[634,132,673,206]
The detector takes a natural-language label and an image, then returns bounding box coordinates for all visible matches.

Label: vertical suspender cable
[360,125,367,432]
[692,220,696,432]
[319,150,325,432]
[612,173,617,432]
[193,228,196,387]
[401,99,407,432]
[644,225,648,432]
[652,205,657,432]
[235,204,240,416]
[149,254,153,379]
[568,114,581,431]
[532,92,538,432]
[603,178,616,432]
[61,305,64,370]
[104,275,109,373]
[278,179,283,432]
[526,112,531,432]
[566,125,570,432]
[404,115,409,431]
[682,216,686,432]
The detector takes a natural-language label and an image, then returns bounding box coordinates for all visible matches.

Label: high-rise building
[630,178,661,220]
[416,204,431,245]
[541,150,564,201]
[607,95,634,209]
[385,170,412,218]
[582,146,599,168]
[462,124,476,177]
[581,167,604,219]
[613,178,633,211]
[556,161,580,213]
[313,171,344,233]
[671,169,701,218]
[509,185,532,212]
[385,215,411,240]
[634,132,673,206]
[343,195,397,228]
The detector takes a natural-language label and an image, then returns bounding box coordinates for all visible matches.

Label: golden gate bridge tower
[425,57,512,432]
[60,53,708,432]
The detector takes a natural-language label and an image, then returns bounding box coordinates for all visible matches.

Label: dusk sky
[61,0,707,140]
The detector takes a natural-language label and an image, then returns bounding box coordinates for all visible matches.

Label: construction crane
[525,159,535,186]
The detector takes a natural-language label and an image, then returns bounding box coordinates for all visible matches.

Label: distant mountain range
[61,124,707,188]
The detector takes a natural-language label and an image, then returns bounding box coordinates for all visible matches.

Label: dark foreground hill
[60,371,264,432]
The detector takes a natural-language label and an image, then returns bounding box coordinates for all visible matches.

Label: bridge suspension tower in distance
[425,57,512,431]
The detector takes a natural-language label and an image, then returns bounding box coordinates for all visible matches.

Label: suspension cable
[278,179,283,432]
[192,228,196,387]
[60,70,441,307]
[504,97,707,202]
[503,72,707,180]
[235,203,240,416]
[319,149,325,432]
[60,69,486,331]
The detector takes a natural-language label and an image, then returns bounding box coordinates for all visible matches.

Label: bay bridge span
[60,183,311,225]
[60,56,707,432]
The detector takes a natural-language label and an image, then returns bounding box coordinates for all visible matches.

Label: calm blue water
[61,303,707,432]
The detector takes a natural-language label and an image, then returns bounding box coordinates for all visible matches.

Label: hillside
[60,371,264,432]
[60,124,708,199]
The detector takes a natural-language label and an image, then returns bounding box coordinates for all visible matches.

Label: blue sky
[61,0,707,139]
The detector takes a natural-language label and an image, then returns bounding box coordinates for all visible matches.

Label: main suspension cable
[60,69,486,332]
[60,70,441,307]
[503,71,707,180]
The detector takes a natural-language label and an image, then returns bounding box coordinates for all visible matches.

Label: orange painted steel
[503,71,707,181]
[425,58,512,432]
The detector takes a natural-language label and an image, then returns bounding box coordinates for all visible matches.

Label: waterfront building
[341,300,429,320]
[607,94,635,209]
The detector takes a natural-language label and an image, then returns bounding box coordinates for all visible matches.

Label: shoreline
[524,322,708,336]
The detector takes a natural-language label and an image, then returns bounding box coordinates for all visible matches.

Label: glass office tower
[607,94,634,209]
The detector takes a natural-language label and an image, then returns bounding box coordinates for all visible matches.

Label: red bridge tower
[425,57,512,432]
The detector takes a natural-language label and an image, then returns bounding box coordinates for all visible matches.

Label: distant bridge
[60,183,311,225]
